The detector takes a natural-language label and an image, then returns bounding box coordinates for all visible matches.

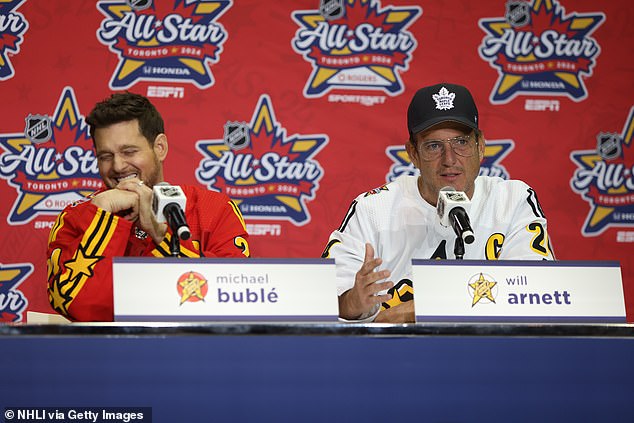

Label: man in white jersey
[322,82,555,323]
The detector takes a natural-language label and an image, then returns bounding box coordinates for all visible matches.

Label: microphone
[152,183,191,240]
[437,186,475,245]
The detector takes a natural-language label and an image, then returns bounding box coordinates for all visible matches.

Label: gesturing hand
[338,243,394,320]
[116,178,167,244]
[91,188,139,219]
[91,179,167,244]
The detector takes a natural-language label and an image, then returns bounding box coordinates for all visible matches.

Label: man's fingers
[360,243,381,271]
[373,293,392,304]
[117,179,151,204]
[358,268,390,286]
[370,280,393,295]
[360,281,393,308]
[353,243,395,313]
[363,243,374,263]
[359,256,383,276]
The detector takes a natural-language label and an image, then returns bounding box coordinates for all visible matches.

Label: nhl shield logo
[223,122,250,151]
[596,132,621,160]
[24,114,52,144]
[505,1,530,27]
[319,0,344,20]
[126,0,152,11]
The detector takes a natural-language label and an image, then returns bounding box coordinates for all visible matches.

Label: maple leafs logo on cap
[432,87,456,111]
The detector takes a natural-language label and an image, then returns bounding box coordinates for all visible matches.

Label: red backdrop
[1,0,632,322]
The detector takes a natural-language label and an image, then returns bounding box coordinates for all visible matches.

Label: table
[2,322,633,422]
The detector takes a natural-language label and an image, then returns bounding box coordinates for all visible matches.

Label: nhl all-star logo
[0,262,31,322]
[0,0,29,81]
[570,107,634,236]
[479,0,605,104]
[196,95,328,226]
[0,87,102,224]
[177,271,208,305]
[96,0,231,89]
[385,140,514,182]
[468,273,498,307]
[291,0,421,98]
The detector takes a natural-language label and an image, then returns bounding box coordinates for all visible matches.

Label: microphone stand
[454,236,465,260]
[169,232,180,258]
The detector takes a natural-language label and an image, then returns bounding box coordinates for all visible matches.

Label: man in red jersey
[47,92,250,321]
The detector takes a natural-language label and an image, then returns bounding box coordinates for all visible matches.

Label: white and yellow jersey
[322,175,555,313]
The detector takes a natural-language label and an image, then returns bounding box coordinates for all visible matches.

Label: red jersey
[47,185,250,321]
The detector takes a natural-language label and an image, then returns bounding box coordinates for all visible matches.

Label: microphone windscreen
[151,184,187,223]
[437,188,471,227]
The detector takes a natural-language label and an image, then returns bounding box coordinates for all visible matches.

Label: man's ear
[405,138,418,165]
[477,133,486,162]
[153,133,168,162]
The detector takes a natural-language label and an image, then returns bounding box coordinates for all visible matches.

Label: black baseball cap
[407,83,479,135]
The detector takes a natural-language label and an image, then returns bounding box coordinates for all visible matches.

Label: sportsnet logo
[96,0,231,89]
[291,0,421,99]
[385,140,515,182]
[0,262,30,322]
[0,0,29,81]
[196,95,328,226]
[0,87,102,224]
[570,107,634,236]
[479,0,604,104]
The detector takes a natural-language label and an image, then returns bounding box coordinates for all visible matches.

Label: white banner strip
[412,260,625,323]
[113,258,338,322]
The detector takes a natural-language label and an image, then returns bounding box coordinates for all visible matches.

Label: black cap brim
[410,116,478,135]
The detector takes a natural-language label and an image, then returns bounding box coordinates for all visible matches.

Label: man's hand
[91,189,139,218]
[374,301,415,323]
[92,179,167,244]
[339,243,394,320]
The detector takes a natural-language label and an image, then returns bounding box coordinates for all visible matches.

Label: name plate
[412,260,625,323]
[113,258,338,322]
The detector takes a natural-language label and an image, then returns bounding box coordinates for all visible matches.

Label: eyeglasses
[416,133,478,161]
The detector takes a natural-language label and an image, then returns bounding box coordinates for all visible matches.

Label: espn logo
[524,99,560,112]
[616,231,634,243]
[246,224,281,236]
[147,86,185,99]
